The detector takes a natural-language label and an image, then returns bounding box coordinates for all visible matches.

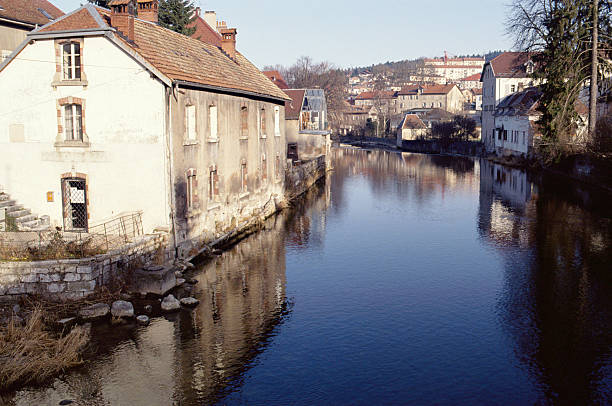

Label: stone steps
[0,192,50,231]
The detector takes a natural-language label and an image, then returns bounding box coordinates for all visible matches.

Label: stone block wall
[0,233,169,302]
[285,155,327,201]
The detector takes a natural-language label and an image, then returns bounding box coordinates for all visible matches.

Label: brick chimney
[109,0,135,42]
[220,28,237,60]
[137,0,158,24]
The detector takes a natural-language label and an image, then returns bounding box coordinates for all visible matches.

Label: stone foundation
[0,233,169,302]
[285,155,327,201]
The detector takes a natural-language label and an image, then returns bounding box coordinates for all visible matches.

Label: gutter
[27,28,113,39]
[0,16,36,29]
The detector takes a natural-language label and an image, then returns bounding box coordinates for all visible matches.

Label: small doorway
[62,177,88,231]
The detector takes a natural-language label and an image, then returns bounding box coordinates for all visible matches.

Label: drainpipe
[165,83,178,258]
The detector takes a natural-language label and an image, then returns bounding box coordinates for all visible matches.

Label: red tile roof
[188,12,221,47]
[29,4,289,101]
[0,0,63,27]
[262,70,289,89]
[422,84,457,94]
[460,73,482,82]
[401,114,426,130]
[356,90,396,100]
[472,88,483,95]
[488,52,534,78]
[284,89,305,119]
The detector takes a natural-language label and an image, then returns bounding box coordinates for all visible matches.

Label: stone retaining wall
[285,155,327,201]
[401,140,483,157]
[0,233,169,302]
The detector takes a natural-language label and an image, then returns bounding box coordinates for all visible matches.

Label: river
[6,148,612,405]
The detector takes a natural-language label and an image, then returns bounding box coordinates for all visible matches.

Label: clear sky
[52,0,514,69]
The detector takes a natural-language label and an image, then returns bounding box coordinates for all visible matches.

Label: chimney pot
[220,27,237,60]
[203,10,217,32]
[110,0,135,41]
[137,0,159,24]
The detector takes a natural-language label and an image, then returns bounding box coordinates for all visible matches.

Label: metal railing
[0,211,144,261]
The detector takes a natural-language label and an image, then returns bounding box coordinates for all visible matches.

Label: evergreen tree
[158,0,196,36]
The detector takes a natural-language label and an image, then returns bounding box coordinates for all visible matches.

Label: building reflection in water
[478,159,612,405]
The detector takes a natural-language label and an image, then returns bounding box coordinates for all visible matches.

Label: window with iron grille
[275,154,281,180]
[261,154,267,182]
[64,104,83,141]
[209,105,218,141]
[62,42,81,80]
[274,106,280,136]
[186,105,196,141]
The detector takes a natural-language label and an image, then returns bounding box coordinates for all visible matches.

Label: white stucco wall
[494,115,532,156]
[0,35,170,232]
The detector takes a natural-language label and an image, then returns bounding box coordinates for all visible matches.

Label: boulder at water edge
[161,294,180,312]
[180,297,200,307]
[79,303,110,320]
[111,301,134,318]
[136,315,150,326]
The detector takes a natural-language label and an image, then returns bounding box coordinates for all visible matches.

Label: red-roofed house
[396,113,427,146]
[284,88,330,161]
[0,1,290,254]
[481,52,538,153]
[0,0,63,60]
[458,73,483,90]
[421,55,485,83]
[263,70,289,90]
[397,84,465,113]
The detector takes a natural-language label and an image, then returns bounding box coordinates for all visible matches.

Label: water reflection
[479,159,612,405]
[5,148,612,405]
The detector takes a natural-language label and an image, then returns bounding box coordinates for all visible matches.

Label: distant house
[0,2,289,253]
[472,88,483,111]
[480,52,538,153]
[420,55,485,84]
[0,0,63,60]
[284,89,331,161]
[338,105,369,136]
[396,114,427,146]
[493,88,542,157]
[457,73,483,90]
[355,90,398,111]
[262,70,289,90]
[397,84,465,113]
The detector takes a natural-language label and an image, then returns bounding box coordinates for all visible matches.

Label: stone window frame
[184,102,198,146]
[207,104,219,143]
[208,164,220,202]
[52,38,88,87]
[259,107,267,138]
[274,152,282,183]
[240,159,248,193]
[55,97,90,147]
[186,168,198,212]
[261,153,267,183]
[274,106,281,137]
[240,105,249,140]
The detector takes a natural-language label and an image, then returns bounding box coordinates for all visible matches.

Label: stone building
[397,84,465,113]
[493,88,542,157]
[0,1,289,255]
[0,0,63,61]
[396,113,427,146]
[420,55,485,84]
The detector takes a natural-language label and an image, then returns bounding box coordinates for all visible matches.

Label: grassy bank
[0,307,90,392]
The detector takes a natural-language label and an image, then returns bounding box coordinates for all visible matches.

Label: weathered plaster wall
[0,24,27,57]
[169,87,287,256]
[0,233,168,301]
[285,156,326,201]
[0,36,170,233]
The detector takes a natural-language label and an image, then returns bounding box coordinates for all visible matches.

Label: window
[186,105,196,141]
[186,169,197,211]
[503,130,507,141]
[260,108,266,137]
[274,106,280,136]
[510,85,516,93]
[261,154,267,182]
[497,129,501,140]
[275,154,281,180]
[240,161,248,192]
[62,42,81,80]
[209,168,219,201]
[209,105,217,140]
[523,131,526,145]
[64,104,83,141]
[240,106,248,138]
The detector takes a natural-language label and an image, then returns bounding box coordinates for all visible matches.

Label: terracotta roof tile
[33,5,289,101]
[488,52,534,78]
[460,73,482,82]
[284,89,305,119]
[402,114,426,130]
[0,0,63,26]
[422,84,456,94]
[262,70,289,89]
[356,90,396,100]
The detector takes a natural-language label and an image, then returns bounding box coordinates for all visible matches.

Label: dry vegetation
[0,307,90,392]
[0,231,105,261]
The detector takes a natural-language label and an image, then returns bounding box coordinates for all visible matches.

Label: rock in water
[79,303,110,320]
[111,300,134,318]
[144,304,153,313]
[161,294,180,312]
[136,315,150,326]
[180,297,200,307]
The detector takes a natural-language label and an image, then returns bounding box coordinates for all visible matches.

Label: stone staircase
[0,192,51,231]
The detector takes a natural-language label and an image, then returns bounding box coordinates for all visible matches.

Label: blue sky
[52,0,514,69]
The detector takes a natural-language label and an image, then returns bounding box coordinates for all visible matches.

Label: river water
[7,148,612,405]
